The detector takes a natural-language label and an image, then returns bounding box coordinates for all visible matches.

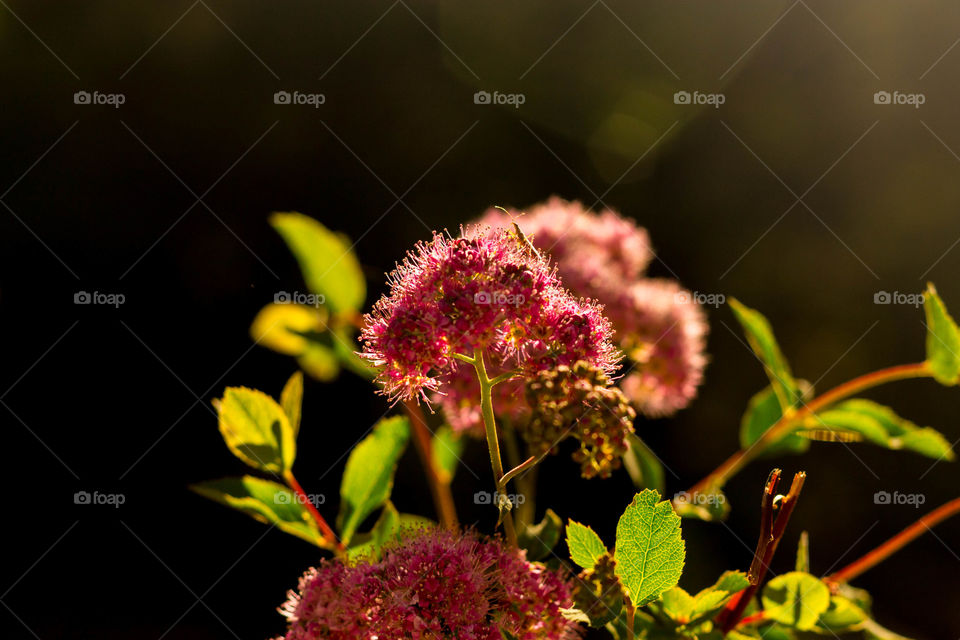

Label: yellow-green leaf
[810,398,954,461]
[217,386,295,473]
[614,489,685,607]
[191,476,321,546]
[566,519,608,569]
[924,283,960,385]
[431,425,464,484]
[280,371,303,439]
[249,302,327,356]
[271,212,366,313]
[761,572,830,630]
[730,299,798,410]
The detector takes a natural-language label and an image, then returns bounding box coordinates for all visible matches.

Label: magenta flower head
[477,197,654,296]
[276,529,579,640]
[474,200,708,418]
[606,280,708,416]
[361,226,620,405]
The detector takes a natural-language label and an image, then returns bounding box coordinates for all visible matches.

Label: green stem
[689,362,932,496]
[470,347,519,548]
[501,425,538,530]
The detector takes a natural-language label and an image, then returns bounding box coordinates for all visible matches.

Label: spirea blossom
[476,199,708,417]
[361,227,619,404]
[477,197,653,295]
[276,530,579,640]
[605,280,708,416]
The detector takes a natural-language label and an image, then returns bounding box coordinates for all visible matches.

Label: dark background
[2,1,960,638]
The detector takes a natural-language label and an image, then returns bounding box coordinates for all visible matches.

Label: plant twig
[470,347,519,547]
[719,468,806,634]
[401,399,459,531]
[825,495,960,588]
[689,362,930,496]
[283,470,344,554]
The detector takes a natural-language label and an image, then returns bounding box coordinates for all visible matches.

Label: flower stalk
[460,348,519,547]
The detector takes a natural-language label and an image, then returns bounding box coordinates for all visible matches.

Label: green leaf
[280,371,303,440]
[622,433,665,493]
[345,501,400,562]
[566,520,608,569]
[337,416,410,544]
[658,586,695,622]
[740,385,811,457]
[924,283,960,385]
[250,302,328,356]
[216,387,295,473]
[761,572,830,631]
[672,487,731,522]
[809,399,954,461]
[687,571,750,623]
[795,531,809,573]
[271,212,366,314]
[431,425,464,484]
[518,509,563,561]
[297,343,340,382]
[814,595,868,633]
[558,607,591,624]
[730,299,799,410]
[614,489,685,607]
[191,476,321,546]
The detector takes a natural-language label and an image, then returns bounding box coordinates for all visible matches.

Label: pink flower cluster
[276,530,578,640]
[480,199,708,417]
[607,280,708,416]
[361,227,619,405]
[476,197,653,298]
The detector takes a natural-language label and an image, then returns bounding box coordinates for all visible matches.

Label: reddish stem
[737,611,767,627]
[826,495,960,587]
[284,470,344,552]
[689,362,930,496]
[401,399,459,531]
[719,469,806,634]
